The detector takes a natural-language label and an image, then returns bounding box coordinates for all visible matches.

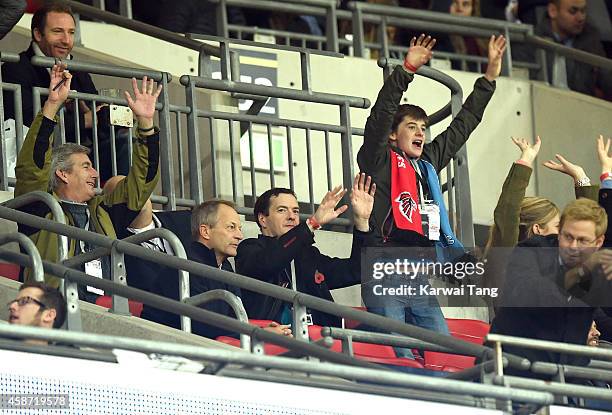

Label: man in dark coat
[236,174,375,328]
[534,0,612,98]
[1,1,128,180]
[490,196,612,375]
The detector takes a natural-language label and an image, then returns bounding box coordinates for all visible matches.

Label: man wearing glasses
[7,282,67,345]
[489,196,612,377]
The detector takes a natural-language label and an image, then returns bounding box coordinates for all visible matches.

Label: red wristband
[600,172,612,182]
[515,159,530,167]
[403,61,418,73]
[307,217,321,230]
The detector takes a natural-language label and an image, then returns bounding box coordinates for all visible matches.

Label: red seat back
[424,318,490,371]
[0,263,20,281]
[95,295,144,317]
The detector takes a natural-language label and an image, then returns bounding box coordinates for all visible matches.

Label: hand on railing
[597,135,612,176]
[124,76,163,135]
[543,153,588,185]
[484,35,507,82]
[42,64,72,120]
[512,135,541,168]
[350,173,376,232]
[403,34,436,73]
[263,321,293,337]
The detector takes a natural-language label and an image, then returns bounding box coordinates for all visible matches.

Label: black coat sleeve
[315,229,370,289]
[357,66,414,175]
[422,76,495,172]
[235,223,315,282]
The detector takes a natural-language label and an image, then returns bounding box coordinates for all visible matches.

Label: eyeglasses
[559,231,599,247]
[7,296,47,309]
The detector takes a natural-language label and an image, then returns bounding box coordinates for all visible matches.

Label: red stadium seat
[424,318,490,372]
[95,295,144,317]
[352,341,425,368]
[342,306,367,329]
[0,263,20,281]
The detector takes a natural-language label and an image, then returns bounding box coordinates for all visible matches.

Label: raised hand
[512,136,541,167]
[597,135,612,175]
[350,173,376,231]
[484,35,507,82]
[312,185,348,227]
[404,34,436,72]
[42,64,72,119]
[124,76,163,130]
[543,153,588,183]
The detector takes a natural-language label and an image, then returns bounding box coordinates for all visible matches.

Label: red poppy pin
[314,271,325,284]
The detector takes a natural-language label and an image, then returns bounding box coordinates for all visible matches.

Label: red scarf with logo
[390,150,423,235]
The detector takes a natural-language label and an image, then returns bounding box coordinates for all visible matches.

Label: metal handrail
[186,289,252,351]
[0,323,555,405]
[2,191,68,262]
[0,204,527,368]
[187,33,343,58]
[0,249,383,369]
[487,333,612,361]
[525,34,612,71]
[179,75,370,109]
[348,1,530,34]
[493,375,612,403]
[65,0,221,58]
[0,233,43,282]
[0,52,20,63]
[30,56,170,83]
[322,327,456,354]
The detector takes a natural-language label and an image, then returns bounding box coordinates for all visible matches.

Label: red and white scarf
[390,150,423,235]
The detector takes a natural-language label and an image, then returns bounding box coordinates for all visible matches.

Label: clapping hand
[312,186,348,227]
[350,173,376,232]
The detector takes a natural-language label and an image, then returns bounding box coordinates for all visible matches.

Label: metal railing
[0,52,21,192]
[207,0,612,88]
[487,333,612,406]
[66,0,221,76]
[0,232,43,283]
[0,323,554,407]
[0,203,529,369]
[179,72,369,220]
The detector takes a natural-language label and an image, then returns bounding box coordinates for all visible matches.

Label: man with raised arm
[14,64,161,302]
[236,174,376,327]
[357,33,506,355]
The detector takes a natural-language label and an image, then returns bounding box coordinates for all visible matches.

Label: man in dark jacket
[356,33,505,353]
[490,197,612,376]
[120,199,291,339]
[2,1,128,180]
[236,174,376,328]
[535,0,612,99]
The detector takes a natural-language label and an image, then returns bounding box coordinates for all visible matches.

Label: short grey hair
[191,200,236,240]
[49,143,91,191]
